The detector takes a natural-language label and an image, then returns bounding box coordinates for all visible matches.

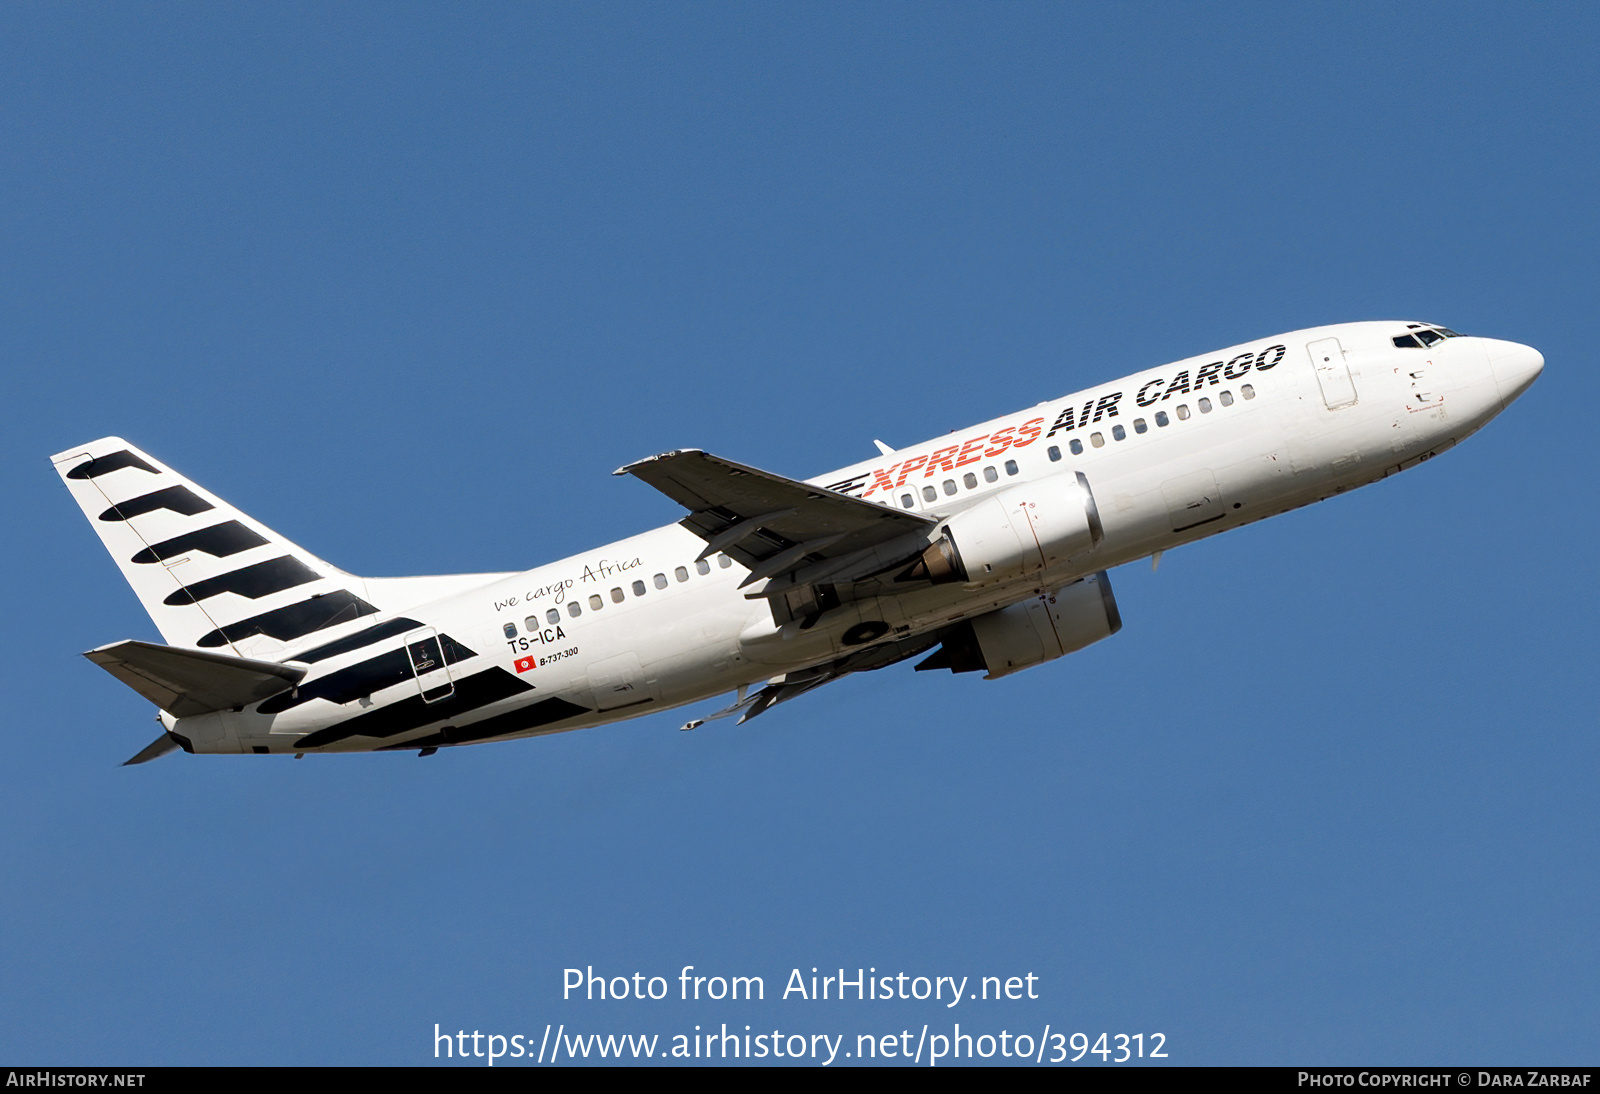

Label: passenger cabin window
[1219,390,1234,407]
[963,472,977,489]
[696,559,711,575]
[943,479,957,496]
[1090,432,1104,448]
[1048,446,1061,461]
[632,580,647,597]
[547,608,560,624]
[1198,397,1212,413]
[1070,438,1084,454]
[654,573,668,589]
[900,493,914,508]
[611,587,625,603]
[1134,418,1148,433]
[1155,411,1169,426]
[1004,459,1019,475]
[1241,384,1255,400]
[922,485,937,502]
[568,601,582,617]
[589,594,603,610]
[675,566,689,582]
[1176,405,1191,420]
[717,554,732,568]
[1112,424,1126,440]
[983,466,998,483]
[503,623,517,639]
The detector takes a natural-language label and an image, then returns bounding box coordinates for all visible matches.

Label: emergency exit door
[404,627,455,703]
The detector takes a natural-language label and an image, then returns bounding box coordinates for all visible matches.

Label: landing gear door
[404,627,455,703]
[1308,336,1358,410]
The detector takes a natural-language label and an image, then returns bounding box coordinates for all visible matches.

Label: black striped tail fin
[51,438,380,657]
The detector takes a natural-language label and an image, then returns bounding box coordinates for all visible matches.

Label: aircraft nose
[1482,338,1545,407]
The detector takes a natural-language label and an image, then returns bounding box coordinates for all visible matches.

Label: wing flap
[122,732,183,766]
[85,640,308,718]
[679,633,940,731]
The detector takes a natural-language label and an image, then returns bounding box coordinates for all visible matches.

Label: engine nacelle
[915,571,1122,679]
[903,472,1104,588]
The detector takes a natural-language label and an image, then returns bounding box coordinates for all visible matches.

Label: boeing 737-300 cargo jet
[52,321,1543,763]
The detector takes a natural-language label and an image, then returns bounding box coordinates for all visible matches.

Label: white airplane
[53,321,1543,764]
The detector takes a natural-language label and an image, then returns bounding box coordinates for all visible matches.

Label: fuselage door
[1307,336,1358,410]
[404,627,455,703]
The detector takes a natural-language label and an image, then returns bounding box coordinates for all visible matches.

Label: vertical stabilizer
[51,438,380,657]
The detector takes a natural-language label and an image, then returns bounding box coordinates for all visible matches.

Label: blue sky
[2,3,1595,1065]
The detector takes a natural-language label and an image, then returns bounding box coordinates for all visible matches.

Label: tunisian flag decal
[514,655,536,674]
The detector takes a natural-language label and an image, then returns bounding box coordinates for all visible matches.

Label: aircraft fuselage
[55,320,1543,758]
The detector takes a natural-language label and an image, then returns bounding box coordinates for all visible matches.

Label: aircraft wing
[85,639,307,719]
[680,631,940,730]
[615,449,935,590]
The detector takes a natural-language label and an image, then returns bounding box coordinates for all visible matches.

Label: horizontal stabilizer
[85,640,307,718]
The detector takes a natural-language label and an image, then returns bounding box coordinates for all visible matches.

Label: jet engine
[915,570,1121,679]
[900,472,1104,588]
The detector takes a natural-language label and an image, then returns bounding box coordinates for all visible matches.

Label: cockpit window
[1393,326,1462,349]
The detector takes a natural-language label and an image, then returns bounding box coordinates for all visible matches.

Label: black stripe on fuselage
[294,618,422,664]
[195,590,378,648]
[66,450,158,480]
[256,633,476,714]
[98,486,214,521]
[258,649,409,714]
[293,668,534,748]
[131,521,270,564]
[379,697,592,749]
[162,556,320,605]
